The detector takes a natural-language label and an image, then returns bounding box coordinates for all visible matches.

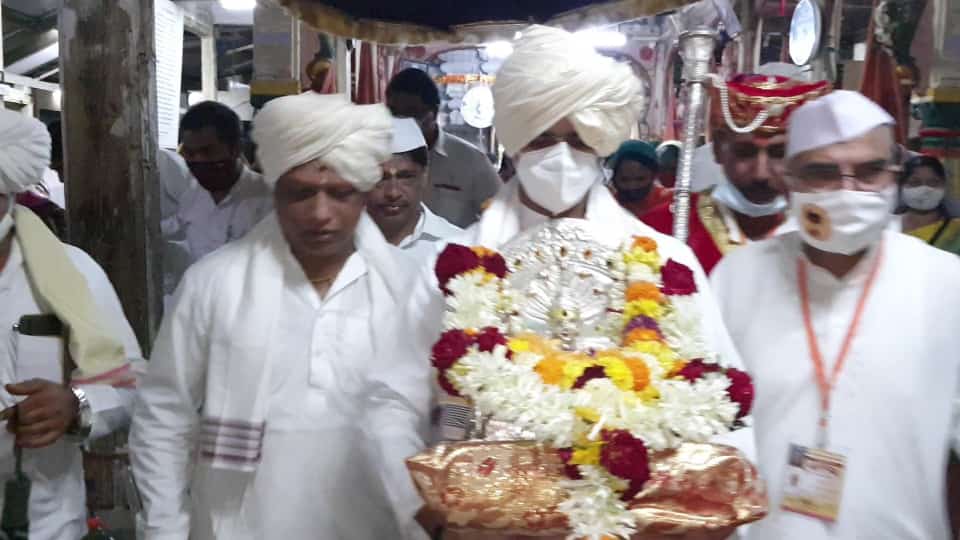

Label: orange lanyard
[796,241,884,448]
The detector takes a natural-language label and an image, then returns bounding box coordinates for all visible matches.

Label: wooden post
[201,35,218,100]
[59,0,162,352]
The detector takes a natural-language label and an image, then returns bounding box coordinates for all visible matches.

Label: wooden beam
[59,0,162,351]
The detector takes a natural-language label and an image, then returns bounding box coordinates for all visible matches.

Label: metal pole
[672,29,717,243]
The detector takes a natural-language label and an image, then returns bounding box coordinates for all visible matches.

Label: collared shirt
[160,163,273,301]
[424,130,501,228]
[132,217,427,540]
[711,231,960,540]
[0,238,141,540]
[397,204,463,260]
[211,251,399,539]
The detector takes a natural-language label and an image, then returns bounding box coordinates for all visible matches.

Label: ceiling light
[219,0,257,10]
[484,41,514,59]
[575,28,628,49]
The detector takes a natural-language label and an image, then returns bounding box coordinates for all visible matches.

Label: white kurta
[159,163,273,302]
[711,231,960,540]
[0,238,142,540]
[397,204,464,260]
[132,219,428,540]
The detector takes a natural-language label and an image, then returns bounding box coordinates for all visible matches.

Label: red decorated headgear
[710,74,832,135]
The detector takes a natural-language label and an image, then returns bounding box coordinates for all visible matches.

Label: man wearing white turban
[711,90,960,539]
[403,25,749,539]
[130,92,431,540]
[0,109,143,539]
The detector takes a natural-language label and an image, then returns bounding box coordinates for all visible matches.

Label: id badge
[781,443,846,522]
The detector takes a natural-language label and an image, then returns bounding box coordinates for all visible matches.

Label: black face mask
[187,159,238,193]
[617,186,653,203]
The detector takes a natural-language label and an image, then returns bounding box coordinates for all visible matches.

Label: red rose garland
[678,359,754,419]
[435,244,480,294]
[660,259,698,296]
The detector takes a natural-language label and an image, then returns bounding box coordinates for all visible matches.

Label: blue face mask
[711,180,787,217]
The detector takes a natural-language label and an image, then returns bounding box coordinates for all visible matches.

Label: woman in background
[899,155,960,255]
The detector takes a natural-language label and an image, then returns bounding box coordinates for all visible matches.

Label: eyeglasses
[524,132,593,153]
[788,160,900,191]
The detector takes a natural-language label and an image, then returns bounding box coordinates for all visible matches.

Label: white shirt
[132,229,423,540]
[397,204,463,260]
[0,238,142,540]
[711,231,960,540]
[424,130,502,228]
[160,163,272,300]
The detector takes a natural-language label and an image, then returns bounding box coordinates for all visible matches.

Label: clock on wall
[789,0,823,66]
[460,85,495,129]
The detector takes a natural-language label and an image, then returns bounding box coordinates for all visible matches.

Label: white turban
[0,108,51,194]
[253,92,392,191]
[493,25,645,157]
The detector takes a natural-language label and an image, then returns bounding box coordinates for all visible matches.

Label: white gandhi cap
[391,117,427,154]
[786,90,895,159]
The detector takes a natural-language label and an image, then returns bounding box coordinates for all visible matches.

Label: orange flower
[534,355,566,386]
[623,358,651,391]
[626,281,663,303]
[624,328,661,346]
[632,236,658,252]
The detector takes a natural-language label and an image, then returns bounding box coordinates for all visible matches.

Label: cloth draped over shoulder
[0,108,132,385]
[492,25,645,157]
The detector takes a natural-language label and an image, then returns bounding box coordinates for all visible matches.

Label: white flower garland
[438,238,745,538]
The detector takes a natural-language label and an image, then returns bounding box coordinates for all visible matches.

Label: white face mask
[516,142,601,215]
[790,187,895,255]
[711,180,788,217]
[0,201,12,241]
[901,185,945,212]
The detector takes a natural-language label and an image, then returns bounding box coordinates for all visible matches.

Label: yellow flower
[470,246,497,258]
[624,299,664,321]
[561,358,593,389]
[597,356,634,392]
[574,406,601,423]
[629,340,678,366]
[509,334,553,356]
[570,442,603,466]
[636,384,661,402]
[508,338,531,354]
[624,249,661,269]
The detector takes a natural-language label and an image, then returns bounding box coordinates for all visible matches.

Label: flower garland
[431,238,753,539]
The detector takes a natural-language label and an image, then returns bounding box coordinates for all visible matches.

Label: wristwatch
[66,386,92,441]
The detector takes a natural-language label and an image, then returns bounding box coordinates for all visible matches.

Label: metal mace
[672,28,717,243]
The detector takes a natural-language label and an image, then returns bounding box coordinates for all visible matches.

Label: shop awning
[276,0,699,44]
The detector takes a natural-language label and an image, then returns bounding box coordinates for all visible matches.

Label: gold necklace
[308,275,336,284]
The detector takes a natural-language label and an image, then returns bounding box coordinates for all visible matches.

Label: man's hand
[1,379,79,448]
